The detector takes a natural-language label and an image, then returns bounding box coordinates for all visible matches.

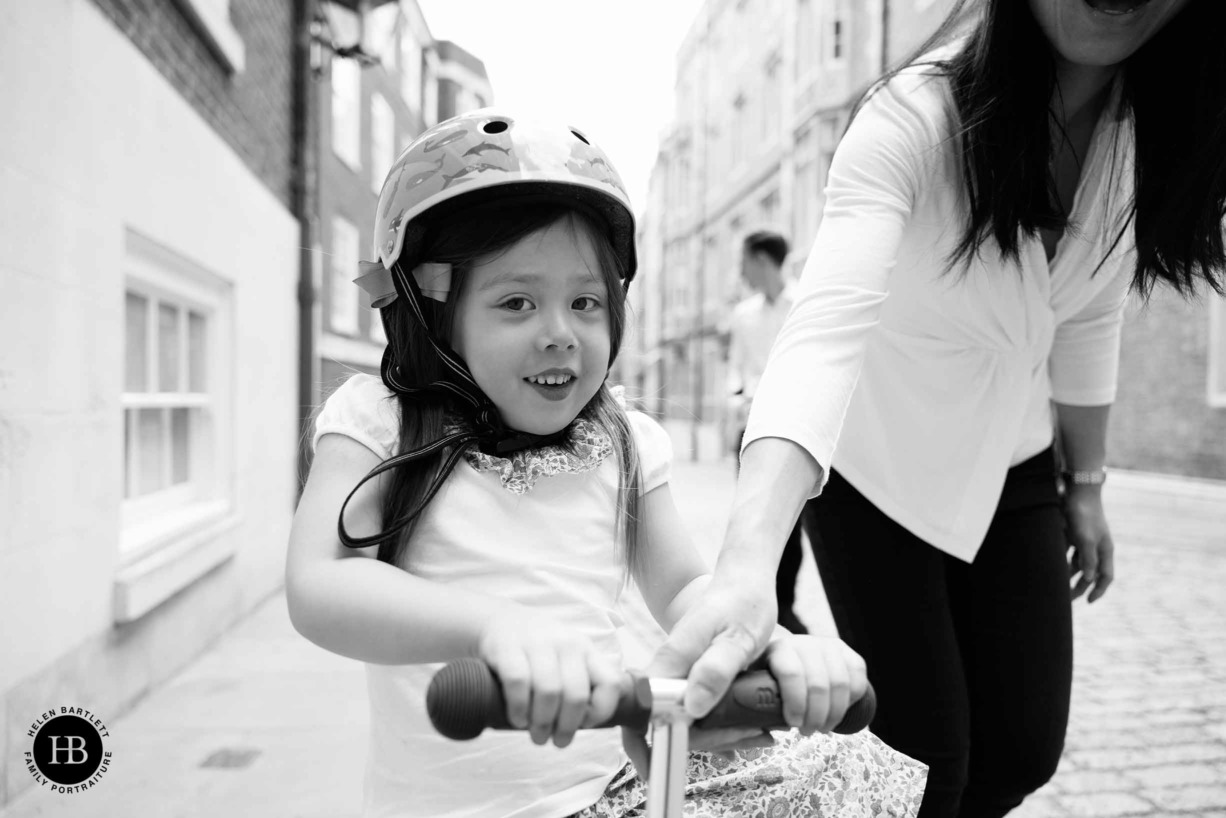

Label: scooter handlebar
[427,658,876,741]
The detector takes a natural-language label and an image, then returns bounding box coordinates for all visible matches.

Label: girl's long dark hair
[866,0,1224,296]
[374,202,642,574]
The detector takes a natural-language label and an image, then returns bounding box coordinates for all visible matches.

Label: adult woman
[650,1,1225,816]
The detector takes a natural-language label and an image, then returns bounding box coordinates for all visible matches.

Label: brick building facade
[308,6,492,406]
[1113,290,1226,479]
[89,0,299,209]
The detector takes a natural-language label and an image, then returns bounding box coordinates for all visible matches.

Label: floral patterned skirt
[569,729,926,818]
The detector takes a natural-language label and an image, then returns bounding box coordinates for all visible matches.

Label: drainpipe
[294,0,322,491]
[881,0,891,72]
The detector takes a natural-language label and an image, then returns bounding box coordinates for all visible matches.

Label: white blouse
[744,64,1134,562]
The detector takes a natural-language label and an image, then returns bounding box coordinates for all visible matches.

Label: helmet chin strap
[338,261,568,550]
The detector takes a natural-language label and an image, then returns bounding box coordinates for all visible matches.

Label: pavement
[3,455,1225,817]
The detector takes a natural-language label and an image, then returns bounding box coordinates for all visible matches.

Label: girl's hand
[763,632,868,734]
[476,607,622,748]
[1064,485,1115,603]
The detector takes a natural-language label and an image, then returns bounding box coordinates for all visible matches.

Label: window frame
[121,234,234,553]
[331,55,363,171]
[731,92,749,171]
[329,216,362,337]
[823,0,848,67]
[400,25,423,114]
[121,293,211,516]
[370,92,396,196]
[1209,293,1226,407]
[116,231,237,623]
[172,0,245,74]
[423,49,439,127]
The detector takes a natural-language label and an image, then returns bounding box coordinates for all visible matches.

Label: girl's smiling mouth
[526,372,574,385]
[1082,0,1151,14]
[524,370,578,401]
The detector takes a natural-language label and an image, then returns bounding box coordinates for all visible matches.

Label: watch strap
[1062,467,1107,486]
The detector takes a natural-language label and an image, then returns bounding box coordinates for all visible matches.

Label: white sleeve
[1049,260,1131,405]
[628,411,673,493]
[312,374,401,460]
[743,70,947,494]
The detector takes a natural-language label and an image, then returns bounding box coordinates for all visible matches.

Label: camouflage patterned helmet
[373,109,637,283]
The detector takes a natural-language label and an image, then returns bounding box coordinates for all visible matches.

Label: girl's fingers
[525,648,561,745]
[844,644,868,703]
[584,655,622,728]
[767,645,808,729]
[819,648,851,734]
[802,657,832,733]
[551,652,590,747]
[494,650,533,730]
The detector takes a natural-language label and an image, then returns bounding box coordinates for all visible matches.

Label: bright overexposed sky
[415,1,707,216]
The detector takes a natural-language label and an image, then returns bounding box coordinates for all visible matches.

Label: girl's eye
[572,296,602,311]
[501,297,531,312]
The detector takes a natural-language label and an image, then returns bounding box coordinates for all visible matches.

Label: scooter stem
[646,678,690,818]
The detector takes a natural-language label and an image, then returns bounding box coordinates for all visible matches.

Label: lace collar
[446,412,614,495]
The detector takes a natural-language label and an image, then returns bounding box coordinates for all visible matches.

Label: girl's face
[1027,0,1193,68]
[451,217,613,436]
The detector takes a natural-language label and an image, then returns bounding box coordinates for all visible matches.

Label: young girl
[286,110,926,818]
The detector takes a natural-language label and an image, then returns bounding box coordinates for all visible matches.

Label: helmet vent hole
[571,129,590,145]
[483,120,509,134]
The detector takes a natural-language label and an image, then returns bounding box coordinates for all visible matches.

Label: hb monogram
[47,735,90,765]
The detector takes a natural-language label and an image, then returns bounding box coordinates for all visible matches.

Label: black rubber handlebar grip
[427,658,876,741]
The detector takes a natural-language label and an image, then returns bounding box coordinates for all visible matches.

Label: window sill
[173,0,246,74]
[114,502,241,624]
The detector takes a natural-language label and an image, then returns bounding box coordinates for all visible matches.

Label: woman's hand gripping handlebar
[426,657,876,741]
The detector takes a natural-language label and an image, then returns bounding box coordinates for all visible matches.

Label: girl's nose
[539,309,578,352]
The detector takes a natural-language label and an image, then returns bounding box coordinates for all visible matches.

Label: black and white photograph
[1,1,1224,816]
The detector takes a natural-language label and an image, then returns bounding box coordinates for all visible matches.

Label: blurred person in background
[647,0,1226,815]
[727,230,807,635]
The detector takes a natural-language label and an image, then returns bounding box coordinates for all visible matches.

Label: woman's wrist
[1061,466,1107,486]
[715,519,785,587]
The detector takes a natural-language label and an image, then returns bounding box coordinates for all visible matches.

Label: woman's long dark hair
[374,202,642,574]
[865,0,1224,296]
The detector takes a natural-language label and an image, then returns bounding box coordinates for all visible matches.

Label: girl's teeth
[529,374,572,385]
[1084,0,1150,13]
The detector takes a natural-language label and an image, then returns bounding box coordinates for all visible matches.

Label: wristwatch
[1061,467,1107,486]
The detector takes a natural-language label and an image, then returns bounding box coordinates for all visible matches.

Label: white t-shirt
[745,64,1134,562]
[728,285,796,400]
[313,374,673,818]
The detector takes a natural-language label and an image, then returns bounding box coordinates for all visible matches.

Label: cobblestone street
[1014,474,1226,817]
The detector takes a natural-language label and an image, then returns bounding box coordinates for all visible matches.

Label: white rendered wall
[0,0,299,698]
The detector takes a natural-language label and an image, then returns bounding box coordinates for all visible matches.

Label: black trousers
[776,519,808,634]
[801,449,1071,818]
